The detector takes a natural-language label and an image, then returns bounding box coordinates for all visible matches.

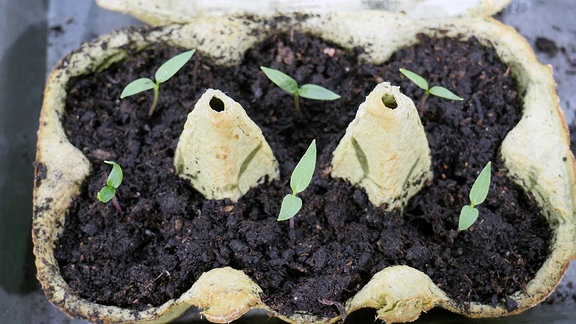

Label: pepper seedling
[97,160,123,213]
[458,161,492,231]
[278,139,317,230]
[121,49,196,116]
[399,68,463,116]
[260,66,340,115]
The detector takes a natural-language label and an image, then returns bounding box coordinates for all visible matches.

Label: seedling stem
[294,92,301,115]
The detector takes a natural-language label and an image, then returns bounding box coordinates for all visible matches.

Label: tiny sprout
[260,66,340,115]
[458,161,492,231]
[399,68,463,116]
[278,139,317,230]
[97,160,123,213]
[121,49,196,116]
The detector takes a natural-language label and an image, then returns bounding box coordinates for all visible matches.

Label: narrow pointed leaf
[399,68,429,90]
[260,66,298,94]
[120,78,155,98]
[277,194,302,221]
[469,161,492,205]
[458,205,479,231]
[290,139,317,194]
[104,161,123,189]
[97,186,116,203]
[298,84,340,101]
[155,49,195,83]
[429,86,464,101]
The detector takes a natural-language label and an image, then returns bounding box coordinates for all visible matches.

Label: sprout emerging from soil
[399,68,463,116]
[260,66,340,115]
[278,139,317,230]
[121,49,196,116]
[459,161,492,231]
[96,160,123,213]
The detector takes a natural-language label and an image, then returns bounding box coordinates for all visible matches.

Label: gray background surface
[0,0,574,323]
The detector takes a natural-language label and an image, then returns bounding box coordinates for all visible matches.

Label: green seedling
[458,161,492,231]
[278,139,317,230]
[260,66,340,115]
[97,160,123,213]
[121,49,196,116]
[399,68,463,116]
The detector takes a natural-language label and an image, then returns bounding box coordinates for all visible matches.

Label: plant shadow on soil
[55,31,551,319]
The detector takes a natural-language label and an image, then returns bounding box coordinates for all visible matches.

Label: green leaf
[458,205,479,231]
[155,49,195,83]
[469,161,492,205]
[290,139,317,194]
[97,186,116,203]
[277,194,303,221]
[298,84,340,101]
[399,68,429,91]
[260,66,299,95]
[104,161,123,189]
[120,78,155,98]
[429,86,464,101]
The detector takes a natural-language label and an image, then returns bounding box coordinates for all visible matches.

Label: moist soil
[56,31,551,319]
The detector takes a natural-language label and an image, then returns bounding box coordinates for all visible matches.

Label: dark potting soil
[56,31,551,318]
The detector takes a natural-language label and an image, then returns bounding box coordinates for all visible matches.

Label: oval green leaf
[155,49,196,83]
[97,186,116,203]
[290,139,317,194]
[104,160,123,189]
[260,66,298,95]
[429,86,464,101]
[298,84,340,101]
[277,194,302,221]
[458,205,479,231]
[469,161,491,205]
[399,68,429,91]
[120,78,155,98]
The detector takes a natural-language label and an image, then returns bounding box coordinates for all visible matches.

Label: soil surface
[56,31,551,319]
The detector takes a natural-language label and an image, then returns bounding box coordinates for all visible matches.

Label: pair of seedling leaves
[120,49,196,116]
[96,161,123,213]
[102,50,490,231]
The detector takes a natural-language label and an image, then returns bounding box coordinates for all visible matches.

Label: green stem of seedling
[417,91,429,117]
[294,92,302,116]
[111,196,122,213]
[149,83,160,117]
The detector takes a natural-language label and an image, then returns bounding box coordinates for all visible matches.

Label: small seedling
[399,68,463,116]
[278,139,317,230]
[121,49,196,116]
[458,161,492,231]
[260,66,340,115]
[97,160,123,213]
